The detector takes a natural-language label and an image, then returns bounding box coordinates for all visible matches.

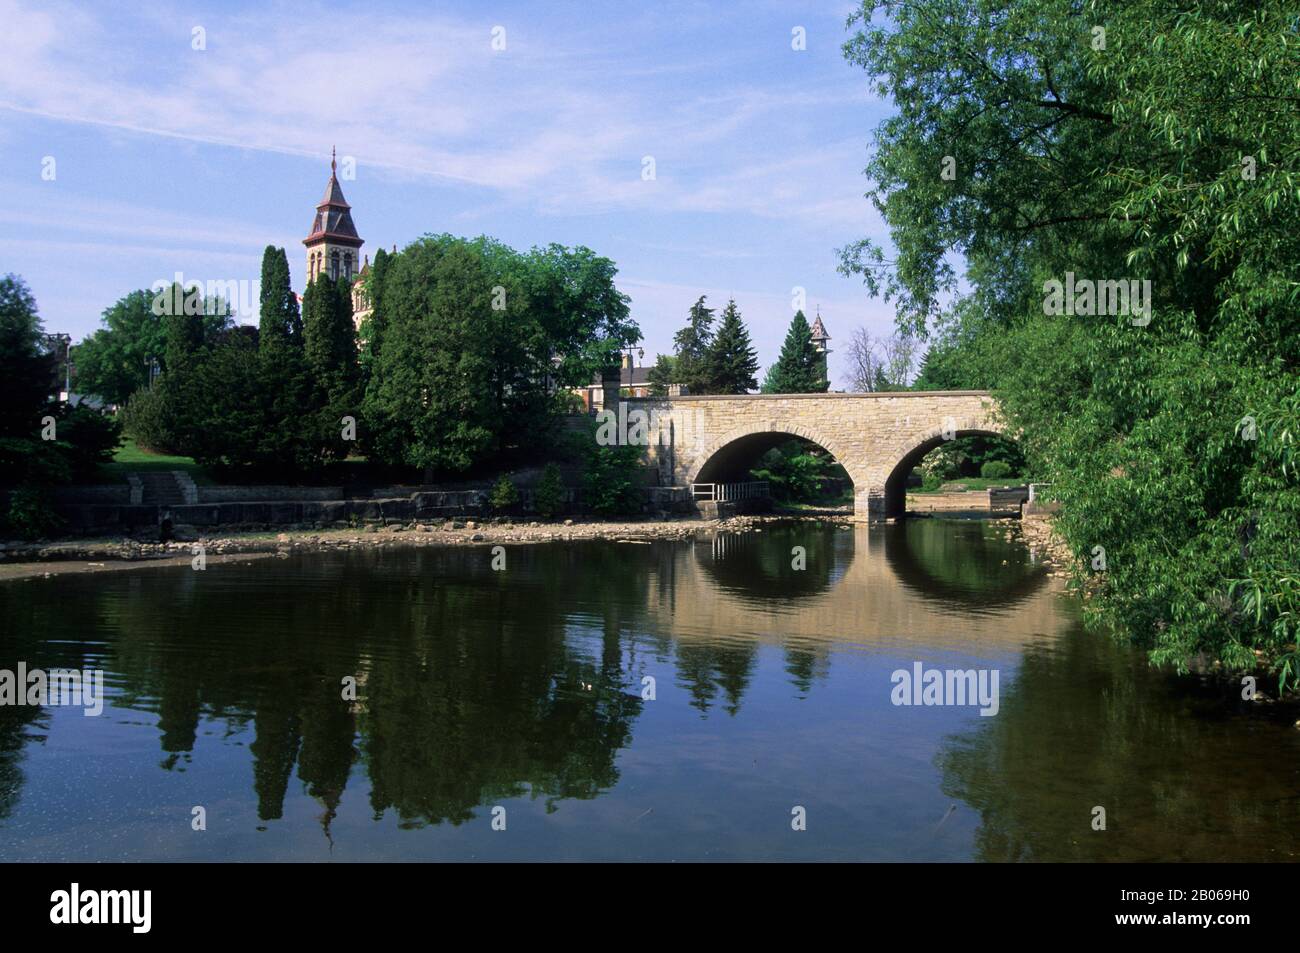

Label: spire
[810,308,829,342]
[809,309,830,355]
[304,149,361,246]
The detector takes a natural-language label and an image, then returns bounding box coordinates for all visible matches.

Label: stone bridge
[623,391,1005,520]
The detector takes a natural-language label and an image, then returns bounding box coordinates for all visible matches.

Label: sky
[0,0,899,387]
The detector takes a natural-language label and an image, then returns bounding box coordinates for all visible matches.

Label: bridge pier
[855,486,888,522]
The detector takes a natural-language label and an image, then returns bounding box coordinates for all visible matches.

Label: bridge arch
[685,423,867,493]
[629,391,1006,520]
[879,426,1011,519]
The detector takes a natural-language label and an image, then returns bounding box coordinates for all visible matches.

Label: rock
[564,519,574,526]
[383,524,404,533]
[465,521,477,530]
[276,533,290,543]
[364,525,378,534]
[470,532,485,541]
[450,520,466,530]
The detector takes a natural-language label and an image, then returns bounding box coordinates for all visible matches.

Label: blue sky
[0,0,898,386]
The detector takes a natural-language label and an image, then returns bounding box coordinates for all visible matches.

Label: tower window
[330,250,339,280]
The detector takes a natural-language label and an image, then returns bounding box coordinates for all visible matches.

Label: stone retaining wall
[196,486,345,502]
[49,484,693,535]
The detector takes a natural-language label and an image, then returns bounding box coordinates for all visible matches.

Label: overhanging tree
[840,0,1300,680]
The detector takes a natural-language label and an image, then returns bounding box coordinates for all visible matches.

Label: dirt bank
[0,514,814,582]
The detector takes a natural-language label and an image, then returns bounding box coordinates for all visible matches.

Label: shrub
[582,443,644,516]
[490,473,519,512]
[980,460,1013,480]
[533,463,565,519]
[3,486,61,541]
[119,385,182,455]
[56,405,122,481]
[921,471,944,491]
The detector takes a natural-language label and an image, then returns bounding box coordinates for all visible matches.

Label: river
[1,520,1296,861]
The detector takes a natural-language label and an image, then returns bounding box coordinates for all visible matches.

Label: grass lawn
[99,438,216,485]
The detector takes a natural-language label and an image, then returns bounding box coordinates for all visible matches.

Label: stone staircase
[137,471,197,506]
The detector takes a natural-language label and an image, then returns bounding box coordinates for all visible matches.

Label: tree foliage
[670,296,715,395]
[842,0,1300,677]
[762,310,827,394]
[705,298,759,394]
[361,234,639,477]
[0,275,120,536]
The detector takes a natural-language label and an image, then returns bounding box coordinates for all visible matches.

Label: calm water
[1,521,1297,862]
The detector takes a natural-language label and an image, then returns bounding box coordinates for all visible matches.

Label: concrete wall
[197,486,344,503]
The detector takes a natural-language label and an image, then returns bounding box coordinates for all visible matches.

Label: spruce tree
[671,295,714,394]
[646,353,677,397]
[705,298,758,394]
[761,310,826,394]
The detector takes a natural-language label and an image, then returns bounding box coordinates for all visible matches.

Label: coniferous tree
[254,247,313,472]
[257,246,301,353]
[761,310,826,393]
[705,298,759,394]
[302,274,359,464]
[671,296,714,394]
[357,246,391,383]
[646,353,677,397]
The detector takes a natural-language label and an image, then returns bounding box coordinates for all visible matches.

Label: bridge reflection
[0,521,1057,855]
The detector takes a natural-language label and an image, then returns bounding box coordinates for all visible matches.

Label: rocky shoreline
[1013,513,1076,575]
[0,514,812,581]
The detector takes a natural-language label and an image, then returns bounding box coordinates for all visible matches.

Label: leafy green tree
[0,275,120,534]
[671,296,715,394]
[841,0,1300,680]
[0,275,57,446]
[762,310,825,393]
[706,298,759,394]
[364,234,638,477]
[73,291,161,405]
[73,288,228,405]
[749,440,840,503]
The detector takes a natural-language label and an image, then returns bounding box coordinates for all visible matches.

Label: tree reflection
[936,622,1300,861]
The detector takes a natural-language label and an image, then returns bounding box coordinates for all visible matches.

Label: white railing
[691,481,770,503]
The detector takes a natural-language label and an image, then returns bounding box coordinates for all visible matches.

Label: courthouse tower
[303,147,363,287]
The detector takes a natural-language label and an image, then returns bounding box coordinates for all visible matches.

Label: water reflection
[882,521,1046,612]
[0,522,1295,861]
